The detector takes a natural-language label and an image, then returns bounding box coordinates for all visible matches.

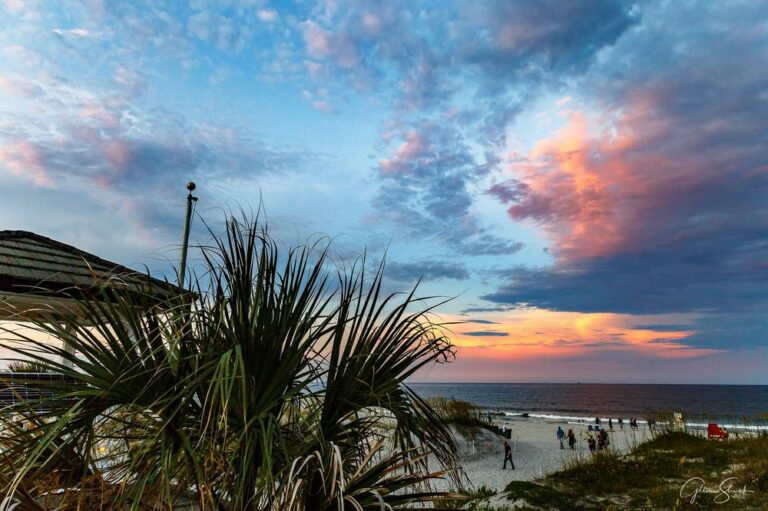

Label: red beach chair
[707,423,728,440]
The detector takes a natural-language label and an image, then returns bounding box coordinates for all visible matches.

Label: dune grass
[441,484,499,510]
[427,397,489,428]
[504,431,768,510]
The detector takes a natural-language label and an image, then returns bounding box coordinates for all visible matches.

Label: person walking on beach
[599,428,609,451]
[567,428,576,450]
[587,435,596,455]
[608,418,613,430]
[503,439,515,469]
[557,426,565,449]
[618,417,624,429]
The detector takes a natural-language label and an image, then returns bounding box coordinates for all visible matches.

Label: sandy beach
[440,417,653,492]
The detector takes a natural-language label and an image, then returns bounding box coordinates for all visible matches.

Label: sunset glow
[450,308,713,360]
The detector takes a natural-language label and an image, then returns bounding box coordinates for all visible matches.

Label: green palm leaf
[0,215,463,510]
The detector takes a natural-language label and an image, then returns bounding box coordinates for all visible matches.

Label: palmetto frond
[274,441,464,511]
[0,216,461,510]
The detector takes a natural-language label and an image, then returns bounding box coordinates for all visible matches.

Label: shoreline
[488,410,768,433]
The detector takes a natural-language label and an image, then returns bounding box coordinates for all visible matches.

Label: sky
[0,0,766,384]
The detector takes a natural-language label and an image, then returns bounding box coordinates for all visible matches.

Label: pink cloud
[103,140,132,170]
[0,74,41,98]
[506,112,625,260]
[80,104,120,128]
[0,140,52,187]
[302,21,332,57]
[378,131,425,175]
[360,12,382,35]
[301,20,359,69]
[499,95,695,262]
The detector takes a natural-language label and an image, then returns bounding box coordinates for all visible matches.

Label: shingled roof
[0,230,179,305]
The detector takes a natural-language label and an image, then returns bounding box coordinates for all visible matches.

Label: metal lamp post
[178,182,198,286]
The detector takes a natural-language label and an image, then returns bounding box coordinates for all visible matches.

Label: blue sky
[0,0,766,383]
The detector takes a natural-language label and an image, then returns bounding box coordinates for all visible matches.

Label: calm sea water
[410,383,768,424]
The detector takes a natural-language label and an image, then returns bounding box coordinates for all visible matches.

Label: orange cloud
[508,112,625,260]
[503,95,678,263]
[446,308,719,362]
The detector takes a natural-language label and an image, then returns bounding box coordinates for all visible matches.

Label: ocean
[410,383,768,427]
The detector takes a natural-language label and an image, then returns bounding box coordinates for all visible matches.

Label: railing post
[61,322,76,369]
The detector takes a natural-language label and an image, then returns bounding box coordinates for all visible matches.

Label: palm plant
[0,216,464,510]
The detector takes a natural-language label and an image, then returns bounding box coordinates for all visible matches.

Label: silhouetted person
[503,439,515,469]
[557,426,565,449]
[599,428,609,451]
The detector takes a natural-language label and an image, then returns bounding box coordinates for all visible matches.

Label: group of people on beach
[500,415,647,470]
[586,428,610,454]
[557,423,612,455]
[596,416,641,430]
